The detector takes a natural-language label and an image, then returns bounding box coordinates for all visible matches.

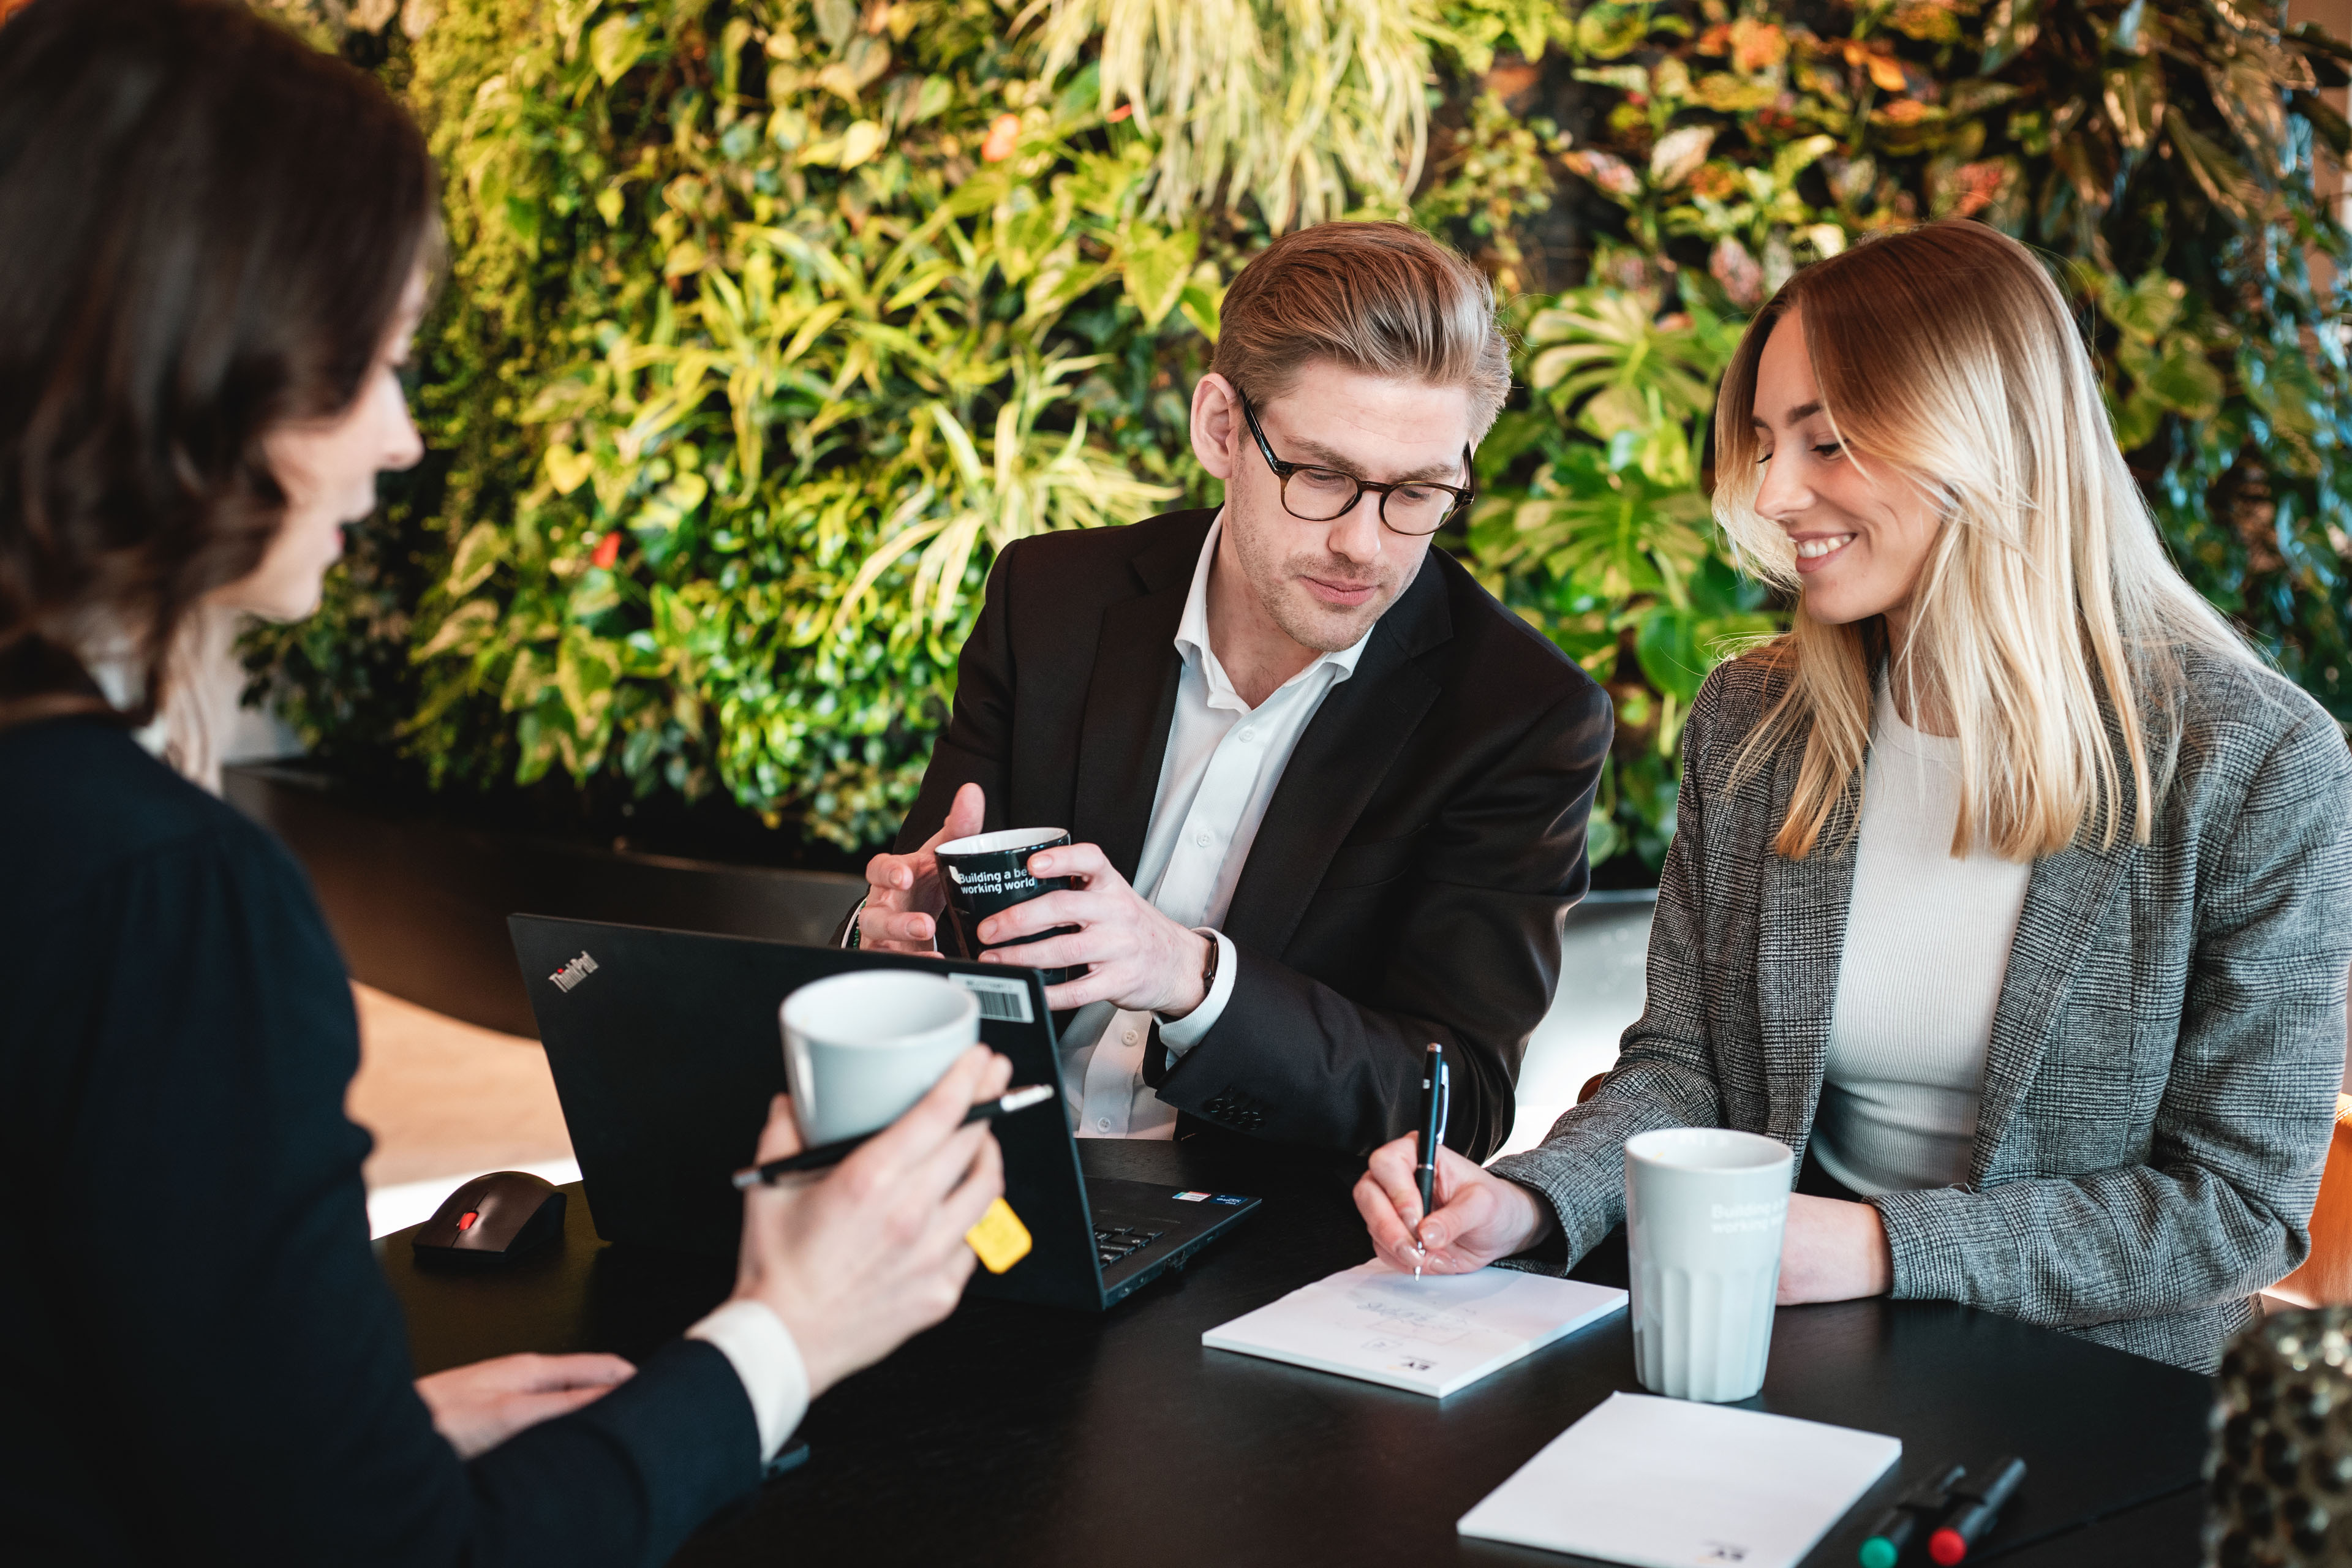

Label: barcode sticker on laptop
[949,973,1035,1023]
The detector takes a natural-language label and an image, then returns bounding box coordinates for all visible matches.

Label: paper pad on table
[1200,1259,1625,1397]
[1457,1390,1901,1568]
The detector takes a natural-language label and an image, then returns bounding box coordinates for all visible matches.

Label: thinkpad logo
[549,951,599,992]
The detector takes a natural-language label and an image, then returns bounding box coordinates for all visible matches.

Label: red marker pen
[1929,1456,2027,1564]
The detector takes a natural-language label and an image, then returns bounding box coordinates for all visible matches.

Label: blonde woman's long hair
[1711,220,2259,862]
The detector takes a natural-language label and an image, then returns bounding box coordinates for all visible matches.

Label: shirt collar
[1174,511,1375,711]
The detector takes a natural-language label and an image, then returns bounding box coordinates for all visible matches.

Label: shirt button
[1123,1028,1139,1045]
[1194,830,1212,848]
[1096,1117,1112,1133]
[1238,726,1256,742]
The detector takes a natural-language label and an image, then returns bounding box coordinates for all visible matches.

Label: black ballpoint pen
[1412,1043,1448,1278]
[730,1084,1054,1188]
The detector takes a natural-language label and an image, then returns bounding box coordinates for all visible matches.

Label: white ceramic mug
[779,970,979,1145]
[1624,1127,1795,1403]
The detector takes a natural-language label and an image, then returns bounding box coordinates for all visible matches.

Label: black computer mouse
[412,1170,567,1264]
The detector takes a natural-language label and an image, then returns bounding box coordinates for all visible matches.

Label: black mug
[935,827,1084,987]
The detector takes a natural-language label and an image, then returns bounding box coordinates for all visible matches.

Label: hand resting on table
[1774,1193,1893,1304]
[415,1352,638,1460]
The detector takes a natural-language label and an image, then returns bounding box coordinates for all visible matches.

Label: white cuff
[686,1298,810,1462]
[1155,929,1235,1054]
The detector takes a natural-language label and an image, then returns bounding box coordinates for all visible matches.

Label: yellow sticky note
[965,1196,1032,1274]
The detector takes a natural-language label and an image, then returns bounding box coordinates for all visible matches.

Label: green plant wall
[254,0,1446,852]
[247,0,2352,880]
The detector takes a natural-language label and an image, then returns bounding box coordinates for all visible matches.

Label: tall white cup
[1624,1128,1795,1403]
[779,971,979,1145]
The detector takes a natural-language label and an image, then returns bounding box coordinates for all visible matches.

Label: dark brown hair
[0,0,434,730]
[1210,221,1511,439]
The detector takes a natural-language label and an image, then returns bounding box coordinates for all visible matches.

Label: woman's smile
[1792,532,1857,569]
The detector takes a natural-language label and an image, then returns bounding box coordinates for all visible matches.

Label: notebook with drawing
[1200,1259,1626,1396]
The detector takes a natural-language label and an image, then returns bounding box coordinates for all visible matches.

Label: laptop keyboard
[1094,1226,1164,1267]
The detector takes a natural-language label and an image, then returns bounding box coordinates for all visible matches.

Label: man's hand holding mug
[859,784,1213,1018]
[856,782,987,954]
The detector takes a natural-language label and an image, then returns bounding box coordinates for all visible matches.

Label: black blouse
[0,718,757,1566]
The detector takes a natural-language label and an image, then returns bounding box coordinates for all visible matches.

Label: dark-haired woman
[0,1,1006,1562]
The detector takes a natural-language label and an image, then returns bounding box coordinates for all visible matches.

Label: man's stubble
[1224,500,1425,655]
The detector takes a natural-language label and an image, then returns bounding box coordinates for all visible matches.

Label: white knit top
[1811,680,2033,1197]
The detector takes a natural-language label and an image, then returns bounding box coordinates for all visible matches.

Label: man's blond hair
[1210,221,1510,440]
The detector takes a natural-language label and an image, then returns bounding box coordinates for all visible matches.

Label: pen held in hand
[1412,1042,1448,1280]
[731,1084,1054,1189]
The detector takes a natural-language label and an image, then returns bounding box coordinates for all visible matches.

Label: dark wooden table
[379,1139,2217,1566]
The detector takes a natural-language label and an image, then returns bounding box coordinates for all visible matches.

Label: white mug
[1624,1127,1795,1403]
[779,970,979,1145]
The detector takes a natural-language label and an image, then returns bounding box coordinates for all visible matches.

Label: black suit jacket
[900,508,1613,1160]
[0,718,760,1566]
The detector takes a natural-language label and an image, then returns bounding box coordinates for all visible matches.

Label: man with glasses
[853,221,1612,1160]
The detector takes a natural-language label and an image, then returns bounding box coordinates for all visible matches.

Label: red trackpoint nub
[1928,1528,1967,1566]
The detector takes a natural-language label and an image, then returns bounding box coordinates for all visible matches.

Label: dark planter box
[225,763,865,1039]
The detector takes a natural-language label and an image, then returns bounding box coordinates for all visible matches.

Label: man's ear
[1190,372,1242,481]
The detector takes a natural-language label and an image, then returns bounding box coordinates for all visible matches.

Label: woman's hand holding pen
[730,1046,1011,1395]
[1354,1136,1554,1275]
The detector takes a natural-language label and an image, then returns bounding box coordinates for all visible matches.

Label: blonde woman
[1352,219,2352,1371]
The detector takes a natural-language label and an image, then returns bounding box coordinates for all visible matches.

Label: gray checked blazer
[1491,643,2352,1371]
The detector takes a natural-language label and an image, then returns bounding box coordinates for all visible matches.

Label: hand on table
[1776,1193,1892,1305]
[974,840,1211,1017]
[414,1352,636,1459]
[729,1045,1010,1396]
[1353,1134,1555,1275]
[856,782,986,953]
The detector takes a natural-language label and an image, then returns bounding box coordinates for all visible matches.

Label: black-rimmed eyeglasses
[1237,390,1474,537]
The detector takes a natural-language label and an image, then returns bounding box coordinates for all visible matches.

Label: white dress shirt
[1060,513,1374,1139]
[1812,679,2032,1196]
[686,1299,810,1462]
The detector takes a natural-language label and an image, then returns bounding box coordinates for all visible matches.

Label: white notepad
[1200,1259,1626,1397]
[1458,1392,1902,1568]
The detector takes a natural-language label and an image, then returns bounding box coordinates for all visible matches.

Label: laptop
[509,914,1261,1310]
